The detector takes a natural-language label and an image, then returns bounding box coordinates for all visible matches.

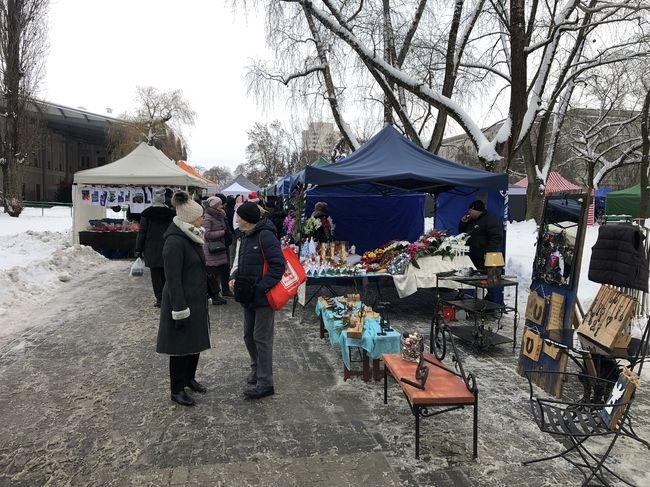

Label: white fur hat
[171,191,203,223]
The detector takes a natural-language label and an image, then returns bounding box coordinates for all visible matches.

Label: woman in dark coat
[157,191,211,407]
[203,196,229,305]
[135,188,175,307]
[228,202,285,400]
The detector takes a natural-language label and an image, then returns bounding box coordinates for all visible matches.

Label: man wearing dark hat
[228,202,285,399]
[459,199,504,301]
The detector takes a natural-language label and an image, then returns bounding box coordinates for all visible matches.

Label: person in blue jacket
[229,202,285,400]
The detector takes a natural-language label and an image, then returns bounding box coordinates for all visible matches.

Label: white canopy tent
[72,143,207,243]
[220,174,260,196]
[221,182,253,196]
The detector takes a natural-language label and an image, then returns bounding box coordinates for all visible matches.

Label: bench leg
[414,405,421,459]
[383,366,388,404]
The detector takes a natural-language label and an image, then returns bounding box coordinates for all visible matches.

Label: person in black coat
[458,199,504,301]
[157,191,211,407]
[135,188,175,307]
[228,202,285,400]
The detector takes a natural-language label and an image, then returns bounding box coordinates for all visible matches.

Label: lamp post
[484,252,505,286]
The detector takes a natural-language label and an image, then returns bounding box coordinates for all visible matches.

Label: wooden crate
[347,317,364,339]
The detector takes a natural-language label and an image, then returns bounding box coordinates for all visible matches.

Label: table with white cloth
[392,255,475,298]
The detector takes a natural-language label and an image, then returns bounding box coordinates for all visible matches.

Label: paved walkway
[0,261,648,486]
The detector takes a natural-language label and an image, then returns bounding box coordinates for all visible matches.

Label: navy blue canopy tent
[303,125,508,250]
[305,125,507,193]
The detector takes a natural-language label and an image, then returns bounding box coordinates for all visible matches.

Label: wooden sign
[600,367,639,430]
[522,329,543,361]
[525,291,546,325]
[547,292,565,331]
[577,285,636,352]
[543,342,563,360]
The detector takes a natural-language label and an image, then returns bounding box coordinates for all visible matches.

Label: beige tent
[72,143,207,244]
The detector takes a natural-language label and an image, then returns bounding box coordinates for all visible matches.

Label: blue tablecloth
[316,297,401,369]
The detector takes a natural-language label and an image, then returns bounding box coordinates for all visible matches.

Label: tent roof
[177,160,216,186]
[515,171,581,194]
[221,181,254,196]
[304,125,508,192]
[608,184,641,196]
[73,143,207,188]
[223,174,259,193]
[595,186,612,198]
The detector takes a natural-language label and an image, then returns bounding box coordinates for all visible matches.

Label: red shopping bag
[261,244,307,310]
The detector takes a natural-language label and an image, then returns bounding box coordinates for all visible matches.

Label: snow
[0,207,109,339]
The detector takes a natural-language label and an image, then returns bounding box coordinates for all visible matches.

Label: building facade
[1,101,122,201]
[301,122,340,155]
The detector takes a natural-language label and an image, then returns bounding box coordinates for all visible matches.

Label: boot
[171,390,195,406]
[188,379,207,393]
[211,296,227,305]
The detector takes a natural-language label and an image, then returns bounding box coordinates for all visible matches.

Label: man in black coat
[229,202,285,400]
[135,188,175,307]
[458,199,504,301]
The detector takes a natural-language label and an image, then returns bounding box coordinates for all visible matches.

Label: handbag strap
[258,234,269,275]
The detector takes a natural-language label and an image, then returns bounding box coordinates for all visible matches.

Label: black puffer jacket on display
[588,223,648,292]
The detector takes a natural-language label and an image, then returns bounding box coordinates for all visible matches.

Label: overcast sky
[42,0,279,171]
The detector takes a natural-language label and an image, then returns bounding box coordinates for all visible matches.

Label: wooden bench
[383,342,478,459]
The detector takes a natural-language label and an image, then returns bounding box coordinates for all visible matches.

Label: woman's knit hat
[236,201,261,224]
[206,196,223,209]
[172,191,204,223]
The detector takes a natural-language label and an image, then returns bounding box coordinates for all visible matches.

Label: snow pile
[0,208,109,337]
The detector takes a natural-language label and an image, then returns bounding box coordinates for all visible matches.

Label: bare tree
[0,0,48,216]
[247,0,649,220]
[245,121,291,186]
[203,165,233,187]
[107,86,196,161]
[565,63,646,195]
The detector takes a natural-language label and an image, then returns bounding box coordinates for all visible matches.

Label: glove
[173,319,188,330]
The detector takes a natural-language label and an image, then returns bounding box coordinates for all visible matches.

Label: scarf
[173,216,205,245]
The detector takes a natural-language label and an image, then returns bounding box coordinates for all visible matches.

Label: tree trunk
[500,0,527,173]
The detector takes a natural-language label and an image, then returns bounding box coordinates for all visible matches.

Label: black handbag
[208,240,227,254]
[233,277,256,304]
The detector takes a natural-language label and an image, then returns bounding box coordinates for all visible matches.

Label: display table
[315,297,401,381]
[292,273,392,317]
[78,231,137,258]
[392,255,475,298]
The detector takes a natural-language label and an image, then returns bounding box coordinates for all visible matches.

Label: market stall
[302,125,508,295]
[72,143,206,254]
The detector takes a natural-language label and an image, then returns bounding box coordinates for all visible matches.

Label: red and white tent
[514,171,581,194]
[515,172,594,225]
